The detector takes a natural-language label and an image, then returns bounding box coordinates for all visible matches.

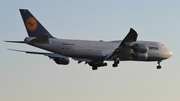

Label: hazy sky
[1,0,180,101]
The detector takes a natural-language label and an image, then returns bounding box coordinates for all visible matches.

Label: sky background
[0,0,179,101]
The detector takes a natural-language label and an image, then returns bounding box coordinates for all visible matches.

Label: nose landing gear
[157,61,162,69]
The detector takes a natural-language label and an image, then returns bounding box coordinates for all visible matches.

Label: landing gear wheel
[112,58,120,68]
[92,66,98,70]
[157,65,161,69]
[103,63,107,66]
[112,64,118,67]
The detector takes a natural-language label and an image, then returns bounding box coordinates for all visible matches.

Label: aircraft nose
[168,51,173,58]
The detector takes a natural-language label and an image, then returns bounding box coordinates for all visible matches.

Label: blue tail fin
[19,9,54,38]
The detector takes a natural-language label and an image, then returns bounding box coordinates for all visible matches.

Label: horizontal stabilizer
[4,41,25,43]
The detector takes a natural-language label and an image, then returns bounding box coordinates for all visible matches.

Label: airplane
[5,9,173,70]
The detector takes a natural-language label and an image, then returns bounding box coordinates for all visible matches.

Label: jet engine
[132,44,148,53]
[132,53,148,60]
[53,57,70,65]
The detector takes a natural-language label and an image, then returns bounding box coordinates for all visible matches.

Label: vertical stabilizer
[19,9,54,38]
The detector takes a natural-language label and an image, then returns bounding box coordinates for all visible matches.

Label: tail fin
[19,9,54,38]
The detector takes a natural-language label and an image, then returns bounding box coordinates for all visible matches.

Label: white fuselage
[25,37,172,62]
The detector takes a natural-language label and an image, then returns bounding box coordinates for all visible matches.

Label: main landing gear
[89,62,107,70]
[112,58,120,67]
[157,61,162,69]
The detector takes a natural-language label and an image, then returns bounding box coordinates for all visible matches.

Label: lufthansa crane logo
[25,17,38,31]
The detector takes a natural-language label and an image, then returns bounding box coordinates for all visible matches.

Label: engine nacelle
[53,58,70,65]
[132,53,148,60]
[132,44,148,53]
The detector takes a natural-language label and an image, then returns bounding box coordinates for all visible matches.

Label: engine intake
[53,58,70,65]
[132,44,148,53]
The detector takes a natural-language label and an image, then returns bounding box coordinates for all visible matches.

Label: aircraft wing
[118,28,137,46]
[72,58,92,63]
[7,48,67,59]
[8,48,92,63]
[106,28,138,60]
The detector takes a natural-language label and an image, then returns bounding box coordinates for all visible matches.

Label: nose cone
[162,44,172,59]
[168,51,173,58]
